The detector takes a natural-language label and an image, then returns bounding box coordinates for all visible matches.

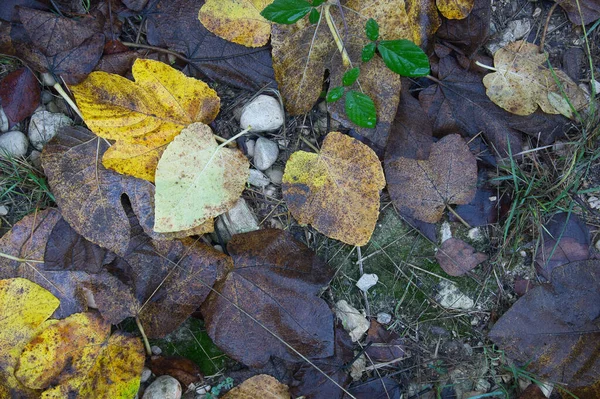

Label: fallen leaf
[201,229,335,367]
[0,1,49,22]
[0,67,40,128]
[222,374,291,399]
[436,238,487,276]
[282,132,385,246]
[557,0,600,25]
[335,300,369,342]
[150,355,203,387]
[449,186,506,227]
[199,0,271,48]
[145,0,276,91]
[436,0,475,19]
[364,320,407,363]
[122,0,149,11]
[385,134,477,223]
[346,377,402,399]
[70,58,220,181]
[435,0,490,56]
[0,209,89,318]
[489,260,600,394]
[0,278,59,397]
[154,122,249,233]
[15,312,145,397]
[482,41,588,117]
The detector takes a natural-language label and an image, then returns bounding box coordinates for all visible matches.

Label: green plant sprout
[261,0,430,128]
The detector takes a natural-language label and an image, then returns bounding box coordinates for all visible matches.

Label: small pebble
[376,312,392,324]
[0,205,8,216]
[0,131,29,157]
[253,137,279,170]
[248,168,270,187]
[142,375,182,399]
[265,166,284,184]
[0,107,8,132]
[140,367,152,383]
[356,273,378,292]
[264,184,277,198]
[29,150,42,169]
[245,139,255,158]
[213,245,223,253]
[240,95,284,132]
[195,385,211,395]
[28,110,73,150]
[595,239,600,252]
[151,345,162,355]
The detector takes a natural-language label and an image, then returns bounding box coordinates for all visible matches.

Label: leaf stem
[135,316,152,356]
[0,251,44,263]
[324,5,351,67]
[217,127,252,150]
[446,205,472,229]
[53,83,83,120]
[300,136,320,153]
[474,61,497,72]
[121,42,191,63]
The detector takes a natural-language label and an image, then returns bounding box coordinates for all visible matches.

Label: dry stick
[135,316,152,356]
[121,41,191,63]
[356,246,371,317]
[539,1,561,53]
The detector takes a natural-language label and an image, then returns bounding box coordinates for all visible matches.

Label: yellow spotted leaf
[70,58,220,181]
[282,132,385,246]
[0,278,59,397]
[199,0,272,47]
[435,0,475,19]
[482,40,588,117]
[154,123,249,232]
[222,375,291,399]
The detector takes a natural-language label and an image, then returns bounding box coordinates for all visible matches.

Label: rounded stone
[28,110,73,150]
[240,95,284,132]
[0,130,28,157]
[142,375,182,399]
[253,137,279,170]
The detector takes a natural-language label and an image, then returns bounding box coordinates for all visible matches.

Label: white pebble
[240,95,284,132]
[0,106,8,132]
[253,137,279,170]
[356,273,378,292]
[0,131,28,157]
[0,205,8,216]
[245,139,255,158]
[248,168,270,187]
[28,110,73,150]
[151,345,162,355]
[140,367,152,383]
[265,166,284,184]
[376,312,392,324]
[142,375,181,399]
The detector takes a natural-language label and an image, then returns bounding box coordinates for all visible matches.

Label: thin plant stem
[121,42,190,63]
[446,205,472,229]
[135,316,152,356]
[53,83,83,119]
[323,5,351,67]
[0,251,44,263]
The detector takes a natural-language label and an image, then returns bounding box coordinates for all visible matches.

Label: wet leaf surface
[385,134,477,223]
[436,237,487,276]
[282,132,385,246]
[201,229,335,367]
[0,67,40,128]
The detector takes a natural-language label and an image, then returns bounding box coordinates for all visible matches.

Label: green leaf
[377,40,430,77]
[260,0,313,24]
[326,86,345,103]
[345,90,376,128]
[362,43,376,62]
[365,18,379,41]
[342,67,360,86]
[309,8,320,24]
[312,0,326,5]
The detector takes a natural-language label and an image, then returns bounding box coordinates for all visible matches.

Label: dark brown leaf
[150,355,203,386]
[201,229,335,367]
[449,187,505,227]
[346,377,402,399]
[385,134,478,223]
[0,67,40,127]
[0,209,89,319]
[557,0,600,25]
[144,0,275,92]
[122,0,149,12]
[0,0,48,23]
[517,384,546,399]
[436,238,487,276]
[364,320,407,363]
[489,260,600,391]
[436,0,491,56]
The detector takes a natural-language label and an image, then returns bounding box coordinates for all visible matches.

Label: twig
[356,246,371,317]
[135,316,152,356]
[540,2,560,53]
[121,42,191,63]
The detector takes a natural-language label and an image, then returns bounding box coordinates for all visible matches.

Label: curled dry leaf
[0,67,40,128]
[222,374,291,399]
[201,229,335,367]
[0,278,59,397]
[198,0,272,47]
[436,0,475,19]
[282,132,385,246]
[154,122,249,233]
[482,41,588,118]
[385,134,477,223]
[436,237,487,276]
[70,58,220,181]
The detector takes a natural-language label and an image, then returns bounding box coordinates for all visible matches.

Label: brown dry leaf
[436,0,490,56]
[482,41,588,117]
[42,126,212,256]
[70,58,220,181]
[364,320,407,363]
[150,355,203,387]
[436,238,487,276]
[557,0,600,25]
[201,229,335,367]
[282,132,385,246]
[271,0,439,150]
[385,134,477,223]
[222,375,291,399]
[436,0,475,19]
[0,67,40,128]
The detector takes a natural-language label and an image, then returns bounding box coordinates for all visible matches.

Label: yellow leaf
[70,59,220,181]
[435,0,475,19]
[0,278,59,397]
[282,132,385,246]
[222,375,291,399]
[482,41,588,117]
[154,123,249,232]
[199,0,272,47]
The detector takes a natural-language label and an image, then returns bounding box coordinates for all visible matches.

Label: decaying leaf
[70,58,220,181]
[364,320,407,363]
[15,312,145,398]
[282,132,385,246]
[436,0,490,56]
[489,260,600,394]
[154,123,249,233]
[199,0,271,47]
[201,229,335,367]
[0,278,59,397]
[436,238,487,276]
[150,355,203,387]
[482,41,588,117]
[385,134,477,223]
[0,67,40,128]
[222,374,291,399]
[436,0,475,19]
[348,377,402,399]
[556,0,600,25]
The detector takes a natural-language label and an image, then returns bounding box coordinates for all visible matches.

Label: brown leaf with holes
[0,67,40,128]
[201,229,335,367]
[436,238,487,276]
[385,134,477,223]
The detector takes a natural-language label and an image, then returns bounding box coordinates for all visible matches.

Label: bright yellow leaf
[0,278,59,397]
[70,59,220,181]
[282,132,385,246]
[199,0,272,47]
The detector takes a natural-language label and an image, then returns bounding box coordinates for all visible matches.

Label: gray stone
[435,281,474,310]
[376,312,392,324]
[254,137,279,170]
[248,168,270,187]
[240,95,284,132]
[356,273,378,291]
[151,345,162,355]
[216,198,259,242]
[140,367,152,383]
[29,150,42,169]
[265,166,284,184]
[28,111,73,150]
[245,139,255,158]
[41,90,54,104]
[485,19,531,55]
[0,205,8,216]
[0,107,8,132]
[0,131,28,157]
[142,375,182,399]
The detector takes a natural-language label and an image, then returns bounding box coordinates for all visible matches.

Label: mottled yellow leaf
[435,0,475,19]
[199,0,272,47]
[222,375,291,399]
[0,278,59,397]
[70,59,220,181]
[154,123,249,232]
[282,132,385,246]
[482,40,588,117]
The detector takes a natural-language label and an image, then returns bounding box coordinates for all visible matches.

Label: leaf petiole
[323,5,351,67]
[475,61,498,72]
